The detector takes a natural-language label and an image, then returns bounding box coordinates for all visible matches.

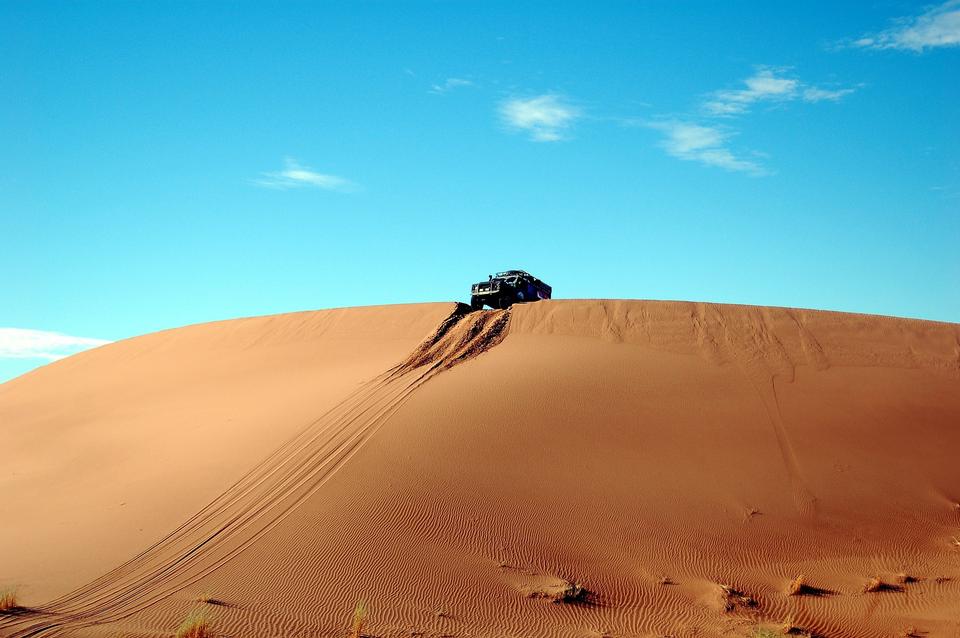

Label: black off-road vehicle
[470,270,552,310]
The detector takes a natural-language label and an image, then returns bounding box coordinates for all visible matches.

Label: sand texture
[2,300,959,638]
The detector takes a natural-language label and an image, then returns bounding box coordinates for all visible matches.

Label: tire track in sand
[695,303,819,518]
[0,303,509,638]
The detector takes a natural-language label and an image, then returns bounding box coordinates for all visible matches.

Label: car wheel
[516,291,525,301]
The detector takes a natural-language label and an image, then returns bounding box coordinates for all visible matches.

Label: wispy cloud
[853,0,960,51]
[649,121,765,175]
[703,68,799,116]
[429,77,474,94]
[802,86,857,102]
[499,94,581,142]
[931,184,960,199]
[703,67,855,116]
[0,328,110,361]
[648,67,855,174]
[256,158,356,192]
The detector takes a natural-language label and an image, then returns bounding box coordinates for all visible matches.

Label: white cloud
[650,67,853,175]
[499,94,580,142]
[649,121,765,175]
[256,158,355,191]
[802,86,857,102]
[429,78,474,94]
[0,328,110,361]
[854,0,960,51]
[703,68,855,116]
[703,68,799,116]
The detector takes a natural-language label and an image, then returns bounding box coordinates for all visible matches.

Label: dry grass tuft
[786,575,806,596]
[718,584,757,611]
[526,579,590,604]
[784,575,831,597]
[778,615,819,638]
[784,620,807,634]
[862,576,902,593]
[351,601,367,638]
[895,572,919,585]
[194,592,231,607]
[752,618,817,638]
[780,616,799,635]
[862,576,884,593]
[555,581,588,603]
[176,609,212,638]
[0,587,18,614]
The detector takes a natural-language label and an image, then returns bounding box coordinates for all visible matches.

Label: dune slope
[2,300,959,638]
[0,304,454,600]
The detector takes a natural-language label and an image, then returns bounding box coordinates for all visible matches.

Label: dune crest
[2,300,958,638]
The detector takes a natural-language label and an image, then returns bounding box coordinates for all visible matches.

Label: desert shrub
[526,579,589,604]
[862,576,902,593]
[0,587,17,613]
[895,572,918,585]
[786,574,806,596]
[718,584,757,611]
[351,601,367,638]
[176,609,211,638]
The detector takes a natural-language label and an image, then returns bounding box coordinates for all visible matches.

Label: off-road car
[470,270,552,310]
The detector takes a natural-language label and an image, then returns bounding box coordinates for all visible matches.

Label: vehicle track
[0,304,510,638]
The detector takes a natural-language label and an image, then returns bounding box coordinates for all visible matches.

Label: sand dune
[2,300,959,638]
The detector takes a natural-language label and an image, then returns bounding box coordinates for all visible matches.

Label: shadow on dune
[792,583,837,597]
[0,607,38,618]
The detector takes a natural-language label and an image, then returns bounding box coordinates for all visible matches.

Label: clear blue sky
[2,1,958,381]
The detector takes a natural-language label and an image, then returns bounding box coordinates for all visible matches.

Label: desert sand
[2,300,959,638]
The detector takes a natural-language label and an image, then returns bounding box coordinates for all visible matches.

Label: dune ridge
[2,300,959,638]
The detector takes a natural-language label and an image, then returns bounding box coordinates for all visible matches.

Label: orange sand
[2,300,959,638]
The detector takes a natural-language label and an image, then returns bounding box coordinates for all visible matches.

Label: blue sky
[2,1,958,382]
